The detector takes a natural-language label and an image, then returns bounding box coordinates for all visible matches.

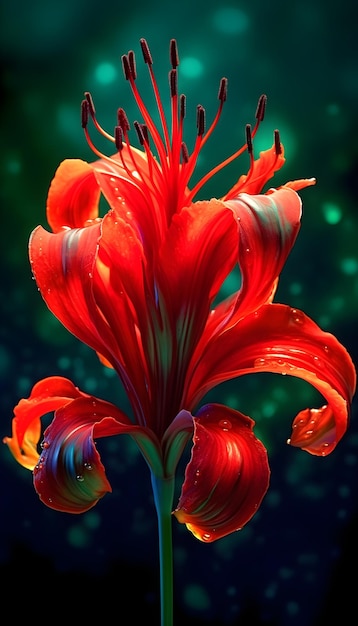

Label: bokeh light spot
[183,583,211,611]
[212,7,250,34]
[340,257,358,275]
[180,56,204,78]
[322,201,342,224]
[94,62,117,85]
[67,524,91,548]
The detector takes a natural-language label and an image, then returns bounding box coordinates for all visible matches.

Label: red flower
[4,39,356,542]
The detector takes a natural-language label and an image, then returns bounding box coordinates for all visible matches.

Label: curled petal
[3,376,88,470]
[187,304,356,455]
[33,396,163,513]
[46,159,101,232]
[174,404,270,542]
[226,187,302,318]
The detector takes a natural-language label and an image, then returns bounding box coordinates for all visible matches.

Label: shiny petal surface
[174,404,270,541]
[3,377,88,470]
[187,304,356,455]
[46,159,101,232]
[33,395,163,512]
[226,187,302,320]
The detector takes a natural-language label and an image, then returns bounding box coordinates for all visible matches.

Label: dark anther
[181,142,189,163]
[140,123,149,145]
[140,38,153,65]
[117,108,130,132]
[170,39,179,69]
[115,125,123,151]
[170,69,178,98]
[128,51,137,80]
[180,94,186,120]
[274,129,282,155]
[255,94,267,122]
[218,77,228,103]
[121,54,131,80]
[246,124,253,154]
[134,121,145,145]
[196,105,205,136]
[84,92,95,116]
[81,99,89,128]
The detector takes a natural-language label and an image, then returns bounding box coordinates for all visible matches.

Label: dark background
[1,1,357,624]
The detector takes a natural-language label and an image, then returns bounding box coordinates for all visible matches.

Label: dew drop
[290,308,305,325]
[76,474,84,482]
[202,533,211,541]
[84,462,93,471]
[219,419,232,431]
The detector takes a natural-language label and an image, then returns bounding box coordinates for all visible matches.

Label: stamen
[122,54,132,80]
[196,105,205,136]
[115,125,123,151]
[117,108,130,133]
[140,38,153,65]
[170,39,179,69]
[245,124,253,155]
[218,77,228,103]
[255,94,267,123]
[84,91,96,117]
[181,142,189,163]
[180,94,186,121]
[274,129,282,155]
[170,69,178,98]
[81,99,89,128]
[134,120,145,146]
[128,50,137,80]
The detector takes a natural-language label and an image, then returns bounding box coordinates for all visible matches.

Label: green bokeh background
[1,1,357,624]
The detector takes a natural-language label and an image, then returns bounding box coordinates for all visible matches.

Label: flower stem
[151,473,175,626]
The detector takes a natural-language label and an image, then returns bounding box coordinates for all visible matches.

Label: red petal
[174,404,270,541]
[226,187,302,319]
[33,396,134,513]
[223,144,285,199]
[46,159,101,232]
[187,304,356,455]
[157,199,237,347]
[3,376,88,470]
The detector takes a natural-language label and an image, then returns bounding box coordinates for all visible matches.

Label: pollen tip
[121,54,131,80]
[274,129,282,155]
[255,94,267,122]
[115,125,123,151]
[117,107,130,132]
[140,38,153,65]
[81,99,89,128]
[170,38,179,68]
[180,94,186,120]
[128,50,137,80]
[181,141,189,163]
[218,77,228,102]
[134,120,145,146]
[246,123,253,154]
[196,105,205,136]
[170,68,178,97]
[84,91,95,116]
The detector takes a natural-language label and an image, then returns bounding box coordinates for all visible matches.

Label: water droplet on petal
[219,419,232,431]
[290,308,305,325]
[76,474,84,482]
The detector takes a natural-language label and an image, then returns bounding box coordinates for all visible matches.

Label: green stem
[151,473,175,626]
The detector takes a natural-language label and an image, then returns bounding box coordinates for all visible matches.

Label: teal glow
[95,62,117,84]
[212,7,250,34]
[322,201,342,224]
[340,257,358,275]
[183,583,211,610]
[180,56,203,78]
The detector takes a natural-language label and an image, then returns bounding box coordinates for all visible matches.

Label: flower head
[4,39,356,542]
